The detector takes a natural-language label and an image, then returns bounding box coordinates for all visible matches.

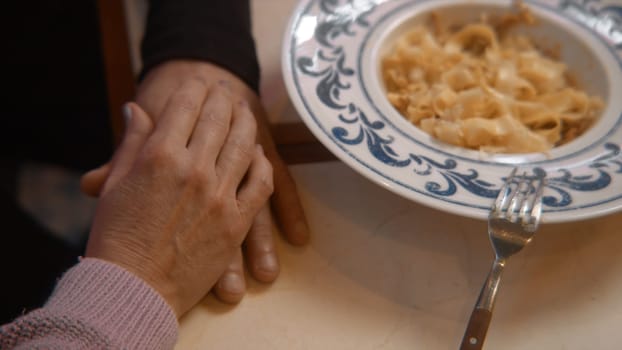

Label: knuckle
[259,173,274,197]
[205,190,227,216]
[258,157,275,195]
[141,144,179,168]
[190,76,208,87]
[251,220,272,238]
[235,104,257,136]
[184,165,211,191]
[246,114,258,138]
[207,110,228,127]
[200,109,230,134]
[235,200,254,224]
[171,91,201,114]
[229,138,254,162]
[224,226,242,246]
[214,210,247,247]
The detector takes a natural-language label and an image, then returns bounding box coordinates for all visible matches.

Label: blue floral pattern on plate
[284,0,622,222]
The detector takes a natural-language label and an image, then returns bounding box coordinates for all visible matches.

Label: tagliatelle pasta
[381,8,604,153]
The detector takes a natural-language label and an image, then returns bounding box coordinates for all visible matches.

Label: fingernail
[220,273,245,294]
[122,103,132,124]
[258,253,278,273]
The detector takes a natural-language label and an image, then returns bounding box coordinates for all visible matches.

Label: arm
[140,0,260,92]
[3,79,273,348]
[0,258,178,350]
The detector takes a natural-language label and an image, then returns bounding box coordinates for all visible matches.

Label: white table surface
[176,160,622,350]
[124,1,622,349]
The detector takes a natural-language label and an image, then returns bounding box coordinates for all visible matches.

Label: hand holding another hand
[84,79,273,317]
[134,60,310,302]
[82,60,310,304]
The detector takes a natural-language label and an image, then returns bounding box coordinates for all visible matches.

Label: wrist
[85,241,183,317]
[142,59,256,97]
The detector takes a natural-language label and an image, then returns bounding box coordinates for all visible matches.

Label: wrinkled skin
[85,79,274,316]
[81,60,309,303]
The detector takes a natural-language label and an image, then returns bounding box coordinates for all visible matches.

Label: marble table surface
[122,0,622,349]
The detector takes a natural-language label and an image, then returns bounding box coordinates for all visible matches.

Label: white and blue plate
[282,0,622,222]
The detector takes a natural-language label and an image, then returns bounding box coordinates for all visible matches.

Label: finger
[244,205,279,282]
[103,103,154,194]
[80,162,111,197]
[272,159,310,245]
[150,78,209,148]
[188,81,233,165]
[237,145,274,223]
[212,249,246,304]
[215,101,257,191]
[253,107,310,246]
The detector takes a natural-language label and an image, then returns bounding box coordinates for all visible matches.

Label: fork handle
[459,308,492,350]
[459,259,505,350]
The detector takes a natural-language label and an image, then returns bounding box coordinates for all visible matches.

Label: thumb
[102,102,154,194]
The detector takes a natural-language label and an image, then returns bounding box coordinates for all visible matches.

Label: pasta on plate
[382,10,604,154]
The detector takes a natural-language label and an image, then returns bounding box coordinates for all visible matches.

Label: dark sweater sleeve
[140,0,260,92]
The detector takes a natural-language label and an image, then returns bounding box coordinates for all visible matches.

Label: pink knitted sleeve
[0,258,178,349]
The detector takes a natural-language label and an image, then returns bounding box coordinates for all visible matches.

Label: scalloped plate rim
[282,0,622,223]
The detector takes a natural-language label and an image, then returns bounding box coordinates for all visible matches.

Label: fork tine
[506,171,528,220]
[518,178,535,223]
[529,176,546,226]
[492,168,517,213]
[518,179,533,220]
[518,174,545,226]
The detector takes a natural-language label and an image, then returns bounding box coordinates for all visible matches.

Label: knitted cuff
[44,258,178,349]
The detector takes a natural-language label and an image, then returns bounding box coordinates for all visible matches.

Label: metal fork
[459,168,545,350]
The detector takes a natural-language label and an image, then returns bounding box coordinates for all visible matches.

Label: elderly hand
[134,60,310,302]
[82,60,310,303]
[84,79,273,317]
